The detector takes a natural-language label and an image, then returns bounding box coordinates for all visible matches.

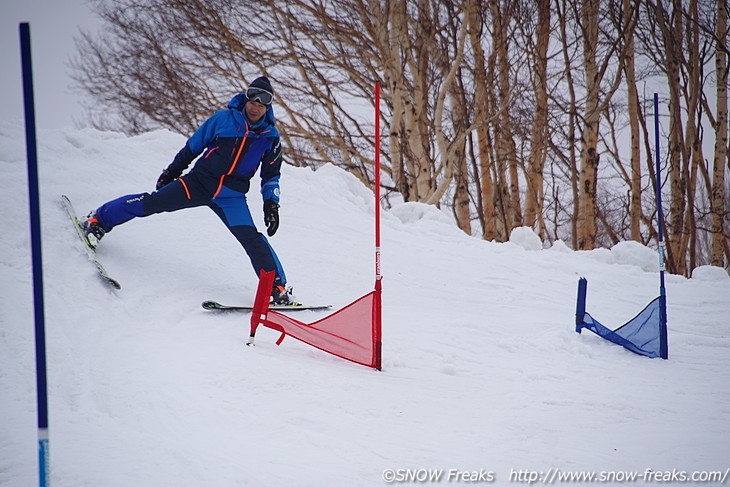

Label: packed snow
[1,122,729,486]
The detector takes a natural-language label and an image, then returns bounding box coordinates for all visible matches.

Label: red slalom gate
[247,271,381,369]
[246,82,383,370]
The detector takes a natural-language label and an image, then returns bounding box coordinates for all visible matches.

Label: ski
[60,195,121,290]
[202,300,332,312]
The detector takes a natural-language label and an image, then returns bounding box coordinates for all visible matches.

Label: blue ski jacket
[167,93,282,203]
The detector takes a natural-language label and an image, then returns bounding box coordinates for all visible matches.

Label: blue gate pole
[20,22,51,486]
[653,93,669,360]
[575,277,588,333]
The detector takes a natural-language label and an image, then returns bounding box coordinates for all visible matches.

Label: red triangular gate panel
[249,271,382,369]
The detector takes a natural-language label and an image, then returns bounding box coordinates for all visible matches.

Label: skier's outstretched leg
[94,178,204,231]
[82,178,206,247]
[208,189,287,287]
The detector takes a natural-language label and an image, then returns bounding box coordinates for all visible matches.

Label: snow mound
[691,265,730,281]
[548,239,572,253]
[576,240,660,273]
[609,240,660,272]
[508,226,543,251]
[389,201,453,226]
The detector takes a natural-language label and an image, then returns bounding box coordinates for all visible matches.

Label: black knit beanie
[249,76,273,95]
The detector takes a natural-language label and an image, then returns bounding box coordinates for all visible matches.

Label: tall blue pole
[654,93,669,359]
[20,22,51,486]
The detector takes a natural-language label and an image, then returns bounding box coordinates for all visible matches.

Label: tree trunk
[524,0,550,240]
[711,0,729,267]
[469,1,497,241]
[577,0,600,250]
[490,0,522,236]
[656,0,687,274]
[623,0,642,242]
[451,81,472,234]
[555,0,581,249]
[383,1,409,201]
[678,0,703,274]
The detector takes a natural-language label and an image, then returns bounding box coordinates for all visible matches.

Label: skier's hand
[263,200,280,236]
[156,168,180,190]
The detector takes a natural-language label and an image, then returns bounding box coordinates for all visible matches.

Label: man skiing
[81,76,296,305]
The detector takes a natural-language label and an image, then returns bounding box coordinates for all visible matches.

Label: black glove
[156,167,181,190]
[263,200,280,236]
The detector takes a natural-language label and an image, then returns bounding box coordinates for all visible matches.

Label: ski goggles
[246,87,273,106]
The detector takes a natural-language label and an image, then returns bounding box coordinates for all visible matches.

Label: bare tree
[554,0,582,249]
[72,0,729,276]
[489,0,524,235]
[622,0,644,242]
[711,0,729,267]
[575,0,632,250]
[467,0,498,240]
[523,0,551,240]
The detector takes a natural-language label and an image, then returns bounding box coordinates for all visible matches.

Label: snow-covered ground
[2,122,729,486]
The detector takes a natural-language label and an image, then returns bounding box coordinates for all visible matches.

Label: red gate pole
[373,81,383,370]
[247,270,275,346]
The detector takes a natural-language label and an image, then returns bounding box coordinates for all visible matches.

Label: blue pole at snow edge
[653,93,669,360]
[575,277,587,333]
[20,22,51,485]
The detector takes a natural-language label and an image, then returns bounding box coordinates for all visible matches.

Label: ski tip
[201,300,222,310]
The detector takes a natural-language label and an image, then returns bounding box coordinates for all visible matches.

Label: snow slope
[1,122,729,486]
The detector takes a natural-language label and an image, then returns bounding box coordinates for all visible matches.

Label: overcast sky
[1,0,99,129]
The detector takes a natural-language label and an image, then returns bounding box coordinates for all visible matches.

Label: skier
[81,76,296,305]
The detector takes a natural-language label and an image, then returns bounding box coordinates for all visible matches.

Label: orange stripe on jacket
[213,175,225,199]
[178,177,191,199]
[214,127,250,198]
[227,135,248,176]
